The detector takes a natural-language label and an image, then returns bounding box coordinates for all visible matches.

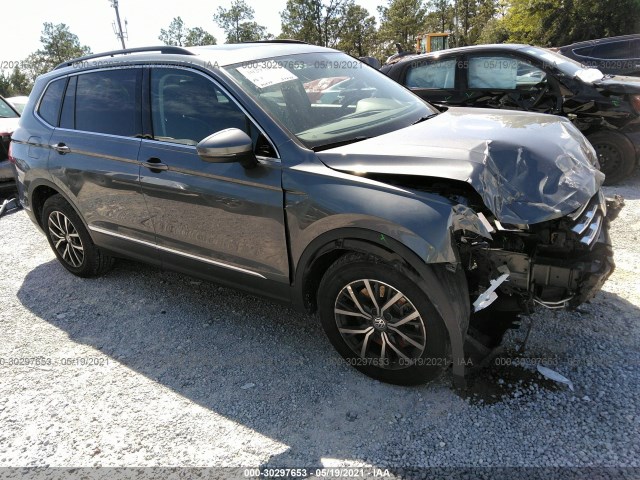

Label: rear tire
[588,131,636,185]
[317,252,455,385]
[42,194,115,277]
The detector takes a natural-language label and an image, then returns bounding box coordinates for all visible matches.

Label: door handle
[51,143,70,154]
[142,158,169,171]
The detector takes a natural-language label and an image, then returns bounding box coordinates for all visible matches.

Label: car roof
[558,34,640,51]
[388,43,533,65]
[51,42,338,76]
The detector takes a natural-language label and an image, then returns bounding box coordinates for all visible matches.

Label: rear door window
[75,69,139,136]
[38,78,66,126]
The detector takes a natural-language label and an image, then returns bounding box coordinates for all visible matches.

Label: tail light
[631,95,640,114]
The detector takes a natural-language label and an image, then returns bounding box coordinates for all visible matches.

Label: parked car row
[380,44,640,185]
[10,42,622,386]
[0,96,21,190]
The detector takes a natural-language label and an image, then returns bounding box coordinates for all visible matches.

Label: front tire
[318,253,453,385]
[588,131,636,185]
[42,194,114,277]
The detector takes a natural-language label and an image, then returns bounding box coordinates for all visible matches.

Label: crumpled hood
[317,107,604,225]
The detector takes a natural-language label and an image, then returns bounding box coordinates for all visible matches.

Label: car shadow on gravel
[16,258,640,470]
[603,167,640,200]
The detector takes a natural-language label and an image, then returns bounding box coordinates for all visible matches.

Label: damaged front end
[453,191,624,316]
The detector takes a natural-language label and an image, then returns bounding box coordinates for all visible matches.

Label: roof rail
[241,39,309,44]
[54,46,196,70]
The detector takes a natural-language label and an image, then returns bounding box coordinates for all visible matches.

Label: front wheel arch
[294,229,471,384]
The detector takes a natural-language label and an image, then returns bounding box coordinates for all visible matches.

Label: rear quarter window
[38,78,66,126]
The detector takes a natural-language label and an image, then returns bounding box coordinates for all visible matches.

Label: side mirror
[196,128,258,169]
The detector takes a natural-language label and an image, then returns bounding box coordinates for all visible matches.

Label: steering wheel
[528,81,551,109]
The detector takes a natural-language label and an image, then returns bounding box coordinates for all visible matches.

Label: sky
[2,0,388,67]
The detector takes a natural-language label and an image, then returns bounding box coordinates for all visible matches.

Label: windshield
[225,52,436,150]
[0,98,19,118]
[521,47,604,82]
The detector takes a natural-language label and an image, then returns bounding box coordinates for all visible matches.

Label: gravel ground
[0,171,639,478]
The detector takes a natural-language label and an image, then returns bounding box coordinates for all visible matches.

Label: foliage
[0,67,30,97]
[185,27,217,46]
[280,0,354,48]
[213,0,271,43]
[159,17,217,46]
[23,23,92,85]
[377,0,427,55]
[336,4,378,57]
[500,0,640,46]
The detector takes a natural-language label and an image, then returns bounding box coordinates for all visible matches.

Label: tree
[0,66,30,97]
[159,17,217,46]
[500,0,640,46]
[22,23,91,85]
[336,4,378,56]
[213,0,270,43]
[425,0,453,33]
[280,0,353,48]
[378,0,427,54]
[185,27,217,46]
[159,16,188,46]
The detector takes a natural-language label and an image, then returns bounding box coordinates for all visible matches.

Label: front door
[138,67,289,295]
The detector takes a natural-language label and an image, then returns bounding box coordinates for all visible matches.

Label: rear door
[47,68,157,264]
[138,66,289,296]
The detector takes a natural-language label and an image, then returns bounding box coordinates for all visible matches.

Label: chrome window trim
[34,64,280,161]
[89,226,266,279]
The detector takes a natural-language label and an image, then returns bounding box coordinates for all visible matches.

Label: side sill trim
[89,226,266,279]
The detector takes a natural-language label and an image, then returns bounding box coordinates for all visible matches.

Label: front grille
[570,191,606,248]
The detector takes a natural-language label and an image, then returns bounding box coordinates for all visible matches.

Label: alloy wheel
[334,279,426,369]
[48,210,85,268]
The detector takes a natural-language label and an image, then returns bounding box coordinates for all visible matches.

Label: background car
[6,95,29,114]
[382,44,640,184]
[555,34,640,77]
[0,96,20,190]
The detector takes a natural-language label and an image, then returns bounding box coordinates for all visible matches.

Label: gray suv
[10,43,620,386]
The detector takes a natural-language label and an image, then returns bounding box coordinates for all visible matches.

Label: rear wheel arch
[31,182,63,229]
[30,181,88,233]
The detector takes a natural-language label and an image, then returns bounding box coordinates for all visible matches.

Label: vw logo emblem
[373,317,387,330]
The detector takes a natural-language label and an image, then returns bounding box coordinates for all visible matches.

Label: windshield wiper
[312,136,370,152]
[412,113,440,125]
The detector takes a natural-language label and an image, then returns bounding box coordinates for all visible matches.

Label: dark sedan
[555,34,640,77]
[382,44,640,184]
